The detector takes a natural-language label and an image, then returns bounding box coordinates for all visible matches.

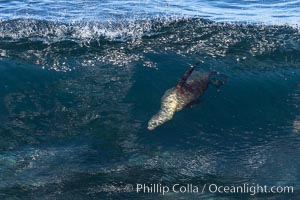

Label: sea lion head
[148,89,178,130]
[148,114,164,130]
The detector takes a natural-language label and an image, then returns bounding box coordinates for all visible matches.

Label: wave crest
[0,18,299,71]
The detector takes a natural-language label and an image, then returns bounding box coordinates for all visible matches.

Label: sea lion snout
[148,116,157,130]
[147,121,157,130]
[147,114,164,130]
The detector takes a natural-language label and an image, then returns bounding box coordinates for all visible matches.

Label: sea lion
[148,62,225,130]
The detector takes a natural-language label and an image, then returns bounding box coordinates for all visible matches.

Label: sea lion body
[148,74,210,130]
[147,61,223,131]
[165,72,210,111]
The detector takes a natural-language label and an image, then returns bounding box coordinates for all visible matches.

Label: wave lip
[0,18,157,42]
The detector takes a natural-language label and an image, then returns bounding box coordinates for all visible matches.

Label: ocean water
[0,0,300,199]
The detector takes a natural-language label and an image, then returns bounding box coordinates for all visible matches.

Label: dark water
[1,1,300,200]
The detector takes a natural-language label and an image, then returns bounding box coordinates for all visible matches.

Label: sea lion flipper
[176,61,202,90]
[208,71,228,87]
[186,98,202,108]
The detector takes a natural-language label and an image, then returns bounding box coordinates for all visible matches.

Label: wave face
[0,1,300,200]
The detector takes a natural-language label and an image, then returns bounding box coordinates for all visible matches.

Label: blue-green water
[1,1,300,199]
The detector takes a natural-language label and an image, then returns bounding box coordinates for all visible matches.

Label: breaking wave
[0,18,299,71]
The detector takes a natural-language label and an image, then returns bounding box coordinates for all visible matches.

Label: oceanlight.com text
[135,183,294,196]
